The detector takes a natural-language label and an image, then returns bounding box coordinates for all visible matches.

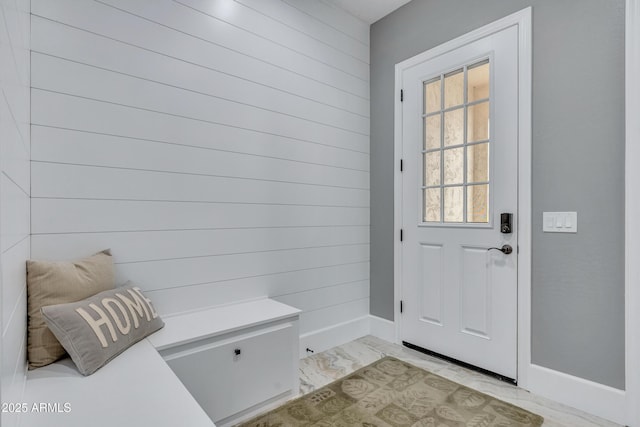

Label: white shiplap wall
[30,0,370,344]
[0,0,30,425]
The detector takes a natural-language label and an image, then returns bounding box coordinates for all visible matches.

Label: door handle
[487,244,513,255]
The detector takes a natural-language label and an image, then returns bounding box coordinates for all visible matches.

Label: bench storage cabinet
[21,298,299,427]
[22,339,215,427]
[149,299,301,427]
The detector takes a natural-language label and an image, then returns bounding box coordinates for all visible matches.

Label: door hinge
[400,159,404,172]
[400,89,404,102]
[400,229,404,242]
[400,300,404,313]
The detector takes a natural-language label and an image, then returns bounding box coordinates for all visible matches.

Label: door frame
[393,8,533,386]
[626,1,640,425]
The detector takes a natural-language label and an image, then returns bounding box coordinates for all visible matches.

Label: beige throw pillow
[27,249,115,369]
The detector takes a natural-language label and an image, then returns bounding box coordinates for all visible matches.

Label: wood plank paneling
[30,226,369,263]
[113,245,369,292]
[30,0,370,337]
[147,262,369,315]
[31,163,368,208]
[0,174,29,253]
[0,94,29,192]
[31,0,369,98]
[2,239,29,335]
[31,15,369,116]
[174,0,369,79]
[31,94,369,171]
[0,0,29,423]
[299,298,370,334]
[32,199,368,233]
[31,127,368,187]
[273,280,369,313]
[31,54,369,151]
[31,51,369,136]
[236,0,368,63]
[281,0,369,46]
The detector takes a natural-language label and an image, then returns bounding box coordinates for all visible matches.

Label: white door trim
[626,0,640,425]
[393,7,532,386]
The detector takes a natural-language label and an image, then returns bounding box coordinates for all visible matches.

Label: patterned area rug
[238,356,543,427]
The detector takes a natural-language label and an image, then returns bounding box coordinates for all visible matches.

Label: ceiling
[325,0,412,24]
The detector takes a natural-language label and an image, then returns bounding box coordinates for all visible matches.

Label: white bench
[21,298,300,427]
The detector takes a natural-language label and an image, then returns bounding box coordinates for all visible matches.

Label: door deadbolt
[500,213,513,234]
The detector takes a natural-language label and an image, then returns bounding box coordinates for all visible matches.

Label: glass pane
[467,143,490,183]
[424,151,441,186]
[467,101,490,143]
[444,108,464,147]
[424,188,441,222]
[444,70,464,108]
[420,60,493,226]
[443,147,463,185]
[424,79,441,114]
[424,115,441,150]
[467,184,489,223]
[444,186,463,222]
[467,61,490,102]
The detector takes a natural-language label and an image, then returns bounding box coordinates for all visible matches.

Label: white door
[400,25,519,380]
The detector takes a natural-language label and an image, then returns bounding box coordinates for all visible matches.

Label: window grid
[422,59,490,224]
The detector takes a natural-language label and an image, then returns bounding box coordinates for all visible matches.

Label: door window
[422,60,491,223]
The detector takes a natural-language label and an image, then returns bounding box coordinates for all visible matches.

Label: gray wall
[370,0,625,389]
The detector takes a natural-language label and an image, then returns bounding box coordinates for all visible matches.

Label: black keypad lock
[500,213,513,234]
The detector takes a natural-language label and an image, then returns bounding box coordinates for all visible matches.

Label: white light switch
[564,215,572,228]
[543,212,577,233]
[555,215,564,228]
[545,215,554,229]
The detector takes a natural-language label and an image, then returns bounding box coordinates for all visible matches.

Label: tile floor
[298,336,621,427]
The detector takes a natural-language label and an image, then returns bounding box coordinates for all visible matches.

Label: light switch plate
[543,212,577,233]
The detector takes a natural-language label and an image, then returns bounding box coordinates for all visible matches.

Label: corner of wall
[625,1,640,425]
[368,314,395,343]
[0,0,31,425]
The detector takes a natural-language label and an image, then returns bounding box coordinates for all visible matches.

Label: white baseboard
[527,364,626,425]
[299,315,370,357]
[369,315,396,343]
